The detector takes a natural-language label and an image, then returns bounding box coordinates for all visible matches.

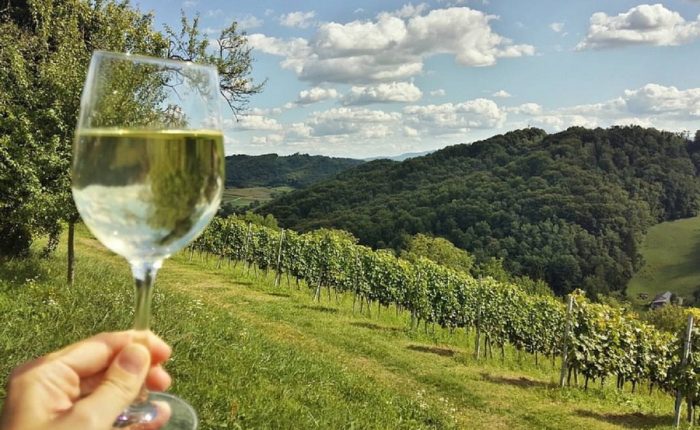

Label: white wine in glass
[72,51,225,429]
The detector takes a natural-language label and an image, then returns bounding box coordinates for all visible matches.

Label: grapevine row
[191,216,700,418]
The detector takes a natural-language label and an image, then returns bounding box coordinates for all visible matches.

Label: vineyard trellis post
[559,294,574,388]
[675,314,694,428]
[274,229,285,287]
[242,222,252,272]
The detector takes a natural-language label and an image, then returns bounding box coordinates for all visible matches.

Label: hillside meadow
[628,215,700,306]
[0,227,680,429]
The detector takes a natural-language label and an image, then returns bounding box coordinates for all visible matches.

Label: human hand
[0,331,172,430]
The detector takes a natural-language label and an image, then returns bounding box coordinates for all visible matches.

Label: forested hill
[225,153,363,188]
[261,126,700,296]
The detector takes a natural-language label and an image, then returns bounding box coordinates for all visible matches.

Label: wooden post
[314,279,322,302]
[242,223,252,273]
[474,320,482,359]
[66,221,75,286]
[559,295,574,388]
[274,230,285,287]
[675,314,694,427]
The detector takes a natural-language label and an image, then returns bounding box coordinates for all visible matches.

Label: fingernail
[118,344,149,375]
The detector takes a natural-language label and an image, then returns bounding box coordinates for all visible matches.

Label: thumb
[72,343,151,424]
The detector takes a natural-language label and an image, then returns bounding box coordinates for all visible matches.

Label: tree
[0,0,263,284]
[401,233,474,274]
[164,12,264,117]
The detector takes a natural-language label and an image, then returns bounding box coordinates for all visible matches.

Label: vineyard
[192,217,700,425]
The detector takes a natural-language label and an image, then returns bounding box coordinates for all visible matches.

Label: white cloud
[381,3,429,19]
[528,114,598,130]
[206,9,223,18]
[182,0,196,8]
[238,15,263,31]
[549,22,565,33]
[250,6,534,84]
[287,122,313,138]
[577,4,700,50]
[403,98,506,133]
[251,134,284,145]
[492,90,512,98]
[354,8,365,14]
[280,11,316,29]
[296,87,340,105]
[232,83,700,157]
[248,107,283,116]
[403,126,420,137]
[247,34,312,74]
[623,83,700,117]
[430,89,446,97]
[307,107,402,136]
[507,102,542,115]
[343,82,423,105]
[236,115,283,131]
[264,9,274,17]
[510,83,700,131]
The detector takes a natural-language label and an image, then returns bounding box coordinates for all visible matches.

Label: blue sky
[136,0,700,158]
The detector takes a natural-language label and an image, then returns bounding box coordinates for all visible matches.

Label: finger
[69,343,151,423]
[49,331,171,378]
[78,370,106,396]
[145,366,172,392]
[79,366,171,396]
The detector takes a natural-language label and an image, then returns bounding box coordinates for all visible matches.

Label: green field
[222,186,294,208]
[627,215,700,305]
[0,227,680,429]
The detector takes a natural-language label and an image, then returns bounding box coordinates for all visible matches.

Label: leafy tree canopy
[401,233,474,274]
[0,0,262,257]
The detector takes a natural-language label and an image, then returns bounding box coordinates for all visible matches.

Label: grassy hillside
[0,227,680,429]
[627,215,700,305]
[222,186,294,208]
[225,153,363,189]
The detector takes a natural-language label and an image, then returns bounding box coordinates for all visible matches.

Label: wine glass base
[113,392,197,429]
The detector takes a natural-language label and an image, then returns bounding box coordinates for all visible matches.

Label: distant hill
[261,126,700,296]
[364,150,433,162]
[225,153,363,189]
[627,215,700,305]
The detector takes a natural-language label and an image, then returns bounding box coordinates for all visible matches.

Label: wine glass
[72,51,224,429]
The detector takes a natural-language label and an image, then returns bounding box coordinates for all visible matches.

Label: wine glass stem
[131,260,162,402]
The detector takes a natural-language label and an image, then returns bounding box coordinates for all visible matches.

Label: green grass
[627,215,700,305]
[0,226,682,429]
[222,186,294,208]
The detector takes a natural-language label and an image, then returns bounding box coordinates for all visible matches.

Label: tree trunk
[688,397,694,424]
[67,221,75,286]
